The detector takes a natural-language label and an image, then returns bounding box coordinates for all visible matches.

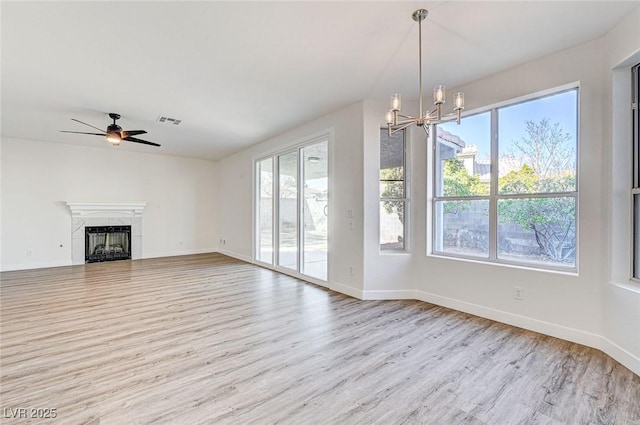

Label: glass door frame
[253,132,331,286]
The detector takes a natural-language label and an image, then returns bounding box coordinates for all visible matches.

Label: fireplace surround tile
[66,202,146,265]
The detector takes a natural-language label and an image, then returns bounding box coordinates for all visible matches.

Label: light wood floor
[1,253,638,425]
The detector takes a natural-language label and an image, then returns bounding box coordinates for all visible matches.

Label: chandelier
[386,9,465,136]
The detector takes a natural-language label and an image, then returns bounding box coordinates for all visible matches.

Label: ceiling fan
[61,113,160,147]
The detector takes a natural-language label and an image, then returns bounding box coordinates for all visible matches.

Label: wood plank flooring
[1,253,639,425]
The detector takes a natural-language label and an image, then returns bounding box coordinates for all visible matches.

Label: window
[633,63,640,279]
[433,88,578,270]
[380,128,407,250]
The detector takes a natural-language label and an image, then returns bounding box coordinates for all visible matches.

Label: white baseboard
[1,259,72,272]
[1,249,219,272]
[413,289,603,348]
[599,337,640,377]
[3,254,637,377]
[361,289,416,300]
[330,281,364,299]
[215,249,253,263]
[142,248,217,259]
[355,287,639,378]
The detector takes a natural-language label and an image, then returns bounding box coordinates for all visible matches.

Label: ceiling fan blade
[60,130,106,136]
[71,118,107,133]
[123,136,161,147]
[121,130,147,137]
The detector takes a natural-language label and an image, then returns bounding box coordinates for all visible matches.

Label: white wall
[4,7,636,377]
[365,38,608,329]
[215,102,365,296]
[603,6,640,375]
[360,13,640,375]
[214,13,639,375]
[0,137,218,270]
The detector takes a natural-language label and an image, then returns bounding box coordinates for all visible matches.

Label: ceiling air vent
[156,116,182,125]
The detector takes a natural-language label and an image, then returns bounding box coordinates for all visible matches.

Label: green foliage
[497,195,575,262]
[443,159,488,196]
[499,164,537,194]
[440,117,576,263]
[496,117,576,262]
[380,166,405,224]
[497,168,575,262]
[442,159,488,213]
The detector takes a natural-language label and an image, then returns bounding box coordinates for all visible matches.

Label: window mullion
[633,64,639,189]
[274,156,281,268]
[489,108,499,260]
[297,149,303,274]
[431,86,578,270]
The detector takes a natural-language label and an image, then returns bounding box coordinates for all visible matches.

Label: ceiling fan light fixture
[106,133,121,146]
[60,112,161,147]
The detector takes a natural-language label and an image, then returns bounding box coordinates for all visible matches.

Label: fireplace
[85,226,132,263]
[67,202,145,265]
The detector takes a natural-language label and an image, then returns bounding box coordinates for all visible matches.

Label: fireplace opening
[85,226,131,263]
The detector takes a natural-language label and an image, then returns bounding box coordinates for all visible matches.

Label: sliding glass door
[278,151,298,271]
[256,158,274,264]
[255,137,329,282]
[302,142,328,280]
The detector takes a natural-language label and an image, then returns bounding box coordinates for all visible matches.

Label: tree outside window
[380,128,407,251]
[434,88,578,269]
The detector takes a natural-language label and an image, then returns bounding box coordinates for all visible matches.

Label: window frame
[431,85,579,272]
[632,63,639,281]
[252,133,331,284]
[380,127,409,252]
[255,156,275,265]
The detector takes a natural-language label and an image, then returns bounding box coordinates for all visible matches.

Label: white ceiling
[2,1,638,161]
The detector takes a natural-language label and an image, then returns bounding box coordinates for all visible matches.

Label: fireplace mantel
[66,202,146,264]
[66,202,146,217]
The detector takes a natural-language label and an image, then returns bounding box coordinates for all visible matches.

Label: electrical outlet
[26,249,32,256]
[349,266,354,276]
[513,286,524,301]
[347,209,353,218]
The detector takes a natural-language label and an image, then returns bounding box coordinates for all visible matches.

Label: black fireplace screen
[85,226,131,263]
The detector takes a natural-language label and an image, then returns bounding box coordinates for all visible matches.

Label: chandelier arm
[389,122,416,133]
[424,103,447,121]
[385,10,465,133]
[422,110,462,127]
[395,119,420,128]
[424,109,439,120]
[393,117,419,125]
[441,111,461,119]
[442,109,463,124]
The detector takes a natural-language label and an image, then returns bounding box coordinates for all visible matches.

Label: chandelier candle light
[386,9,465,136]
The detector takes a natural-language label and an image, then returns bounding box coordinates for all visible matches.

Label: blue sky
[439,89,578,162]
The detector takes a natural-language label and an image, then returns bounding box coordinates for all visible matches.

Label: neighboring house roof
[437,128,524,180]
[436,128,466,151]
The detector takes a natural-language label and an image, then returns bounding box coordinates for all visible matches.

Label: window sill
[380,250,410,256]
[610,280,640,294]
[428,252,579,276]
